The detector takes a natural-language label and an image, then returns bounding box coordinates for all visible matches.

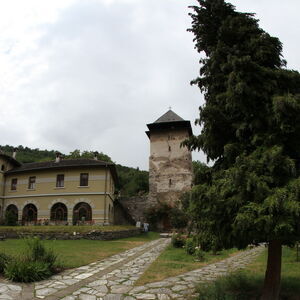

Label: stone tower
[146,110,193,207]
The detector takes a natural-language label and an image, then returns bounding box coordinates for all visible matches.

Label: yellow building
[0,152,117,225]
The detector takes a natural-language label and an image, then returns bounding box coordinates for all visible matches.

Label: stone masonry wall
[0,228,142,240]
[115,196,148,224]
[148,128,192,207]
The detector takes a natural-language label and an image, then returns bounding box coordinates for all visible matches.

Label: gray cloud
[1,0,299,169]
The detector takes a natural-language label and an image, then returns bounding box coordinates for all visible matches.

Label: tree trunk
[261,240,282,300]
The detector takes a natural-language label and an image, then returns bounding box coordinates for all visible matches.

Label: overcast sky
[0,0,299,170]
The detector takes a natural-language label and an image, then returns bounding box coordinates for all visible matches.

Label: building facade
[0,153,117,225]
[146,110,193,207]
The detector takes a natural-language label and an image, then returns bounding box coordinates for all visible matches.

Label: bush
[3,237,58,282]
[171,233,186,248]
[196,271,262,300]
[0,253,11,273]
[169,207,188,230]
[185,238,196,255]
[4,260,51,282]
[25,238,57,269]
[194,248,205,261]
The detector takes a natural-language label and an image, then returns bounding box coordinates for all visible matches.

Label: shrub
[4,260,51,282]
[185,238,196,255]
[171,233,186,248]
[194,248,205,262]
[25,237,57,269]
[0,253,11,273]
[169,207,188,230]
[3,238,58,282]
[196,271,262,300]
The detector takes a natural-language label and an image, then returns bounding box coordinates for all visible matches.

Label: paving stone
[103,294,123,300]
[145,288,172,294]
[0,294,13,299]
[8,285,22,292]
[157,294,170,300]
[75,273,94,279]
[134,294,156,299]
[88,280,108,287]
[36,287,57,297]
[171,285,186,292]
[61,296,76,300]
[62,279,80,285]
[129,286,147,294]
[0,287,8,293]
[93,286,108,293]
[110,285,131,294]
[79,294,97,300]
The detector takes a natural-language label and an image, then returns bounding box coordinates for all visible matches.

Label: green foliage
[192,161,211,185]
[5,210,18,226]
[25,238,57,269]
[196,246,300,299]
[194,248,205,262]
[66,149,112,162]
[169,207,188,230]
[196,271,262,300]
[185,0,300,252]
[116,164,149,196]
[3,238,57,282]
[0,253,11,273]
[185,238,196,255]
[4,260,52,282]
[171,234,186,248]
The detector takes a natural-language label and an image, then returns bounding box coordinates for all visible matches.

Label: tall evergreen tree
[187,1,300,299]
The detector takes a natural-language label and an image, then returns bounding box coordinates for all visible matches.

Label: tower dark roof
[146,110,193,138]
[154,110,184,123]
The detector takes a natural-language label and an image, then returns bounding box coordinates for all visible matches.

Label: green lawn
[135,245,240,286]
[0,225,135,234]
[0,232,159,268]
[196,246,300,299]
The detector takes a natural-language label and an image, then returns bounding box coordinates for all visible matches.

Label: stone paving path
[127,245,264,300]
[0,283,22,299]
[0,239,264,300]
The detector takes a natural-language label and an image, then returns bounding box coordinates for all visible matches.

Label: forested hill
[0,145,148,197]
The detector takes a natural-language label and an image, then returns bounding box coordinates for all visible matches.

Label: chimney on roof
[94,151,98,160]
[12,148,17,159]
[55,152,61,163]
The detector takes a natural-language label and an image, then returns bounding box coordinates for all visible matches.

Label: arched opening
[22,204,37,224]
[73,202,92,225]
[50,202,68,223]
[5,204,18,225]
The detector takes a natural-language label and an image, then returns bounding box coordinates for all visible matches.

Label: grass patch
[0,225,135,234]
[195,246,300,299]
[0,232,159,268]
[135,245,240,285]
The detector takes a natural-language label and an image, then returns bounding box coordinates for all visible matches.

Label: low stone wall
[0,228,142,240]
